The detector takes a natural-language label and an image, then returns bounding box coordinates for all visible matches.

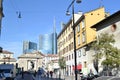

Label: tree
[58,56,66,79]
[59,57,66,69]
[91,33,120,73]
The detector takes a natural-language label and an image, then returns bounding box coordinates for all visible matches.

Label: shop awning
[72,64,82,70]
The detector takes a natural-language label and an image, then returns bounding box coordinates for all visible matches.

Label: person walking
[46,71,49,78]
[38,70,42,79]
[50,71,53,78]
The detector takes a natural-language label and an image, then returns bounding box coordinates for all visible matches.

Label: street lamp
[36,57,39,71]
[66,0,81,80]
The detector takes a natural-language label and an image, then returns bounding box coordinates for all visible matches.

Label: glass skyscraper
[39,32,57,54]
[23,41,37,53]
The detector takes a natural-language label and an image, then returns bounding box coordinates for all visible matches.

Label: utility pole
[0,0,4,36]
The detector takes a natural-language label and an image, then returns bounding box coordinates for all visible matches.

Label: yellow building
[75,7,106,48]
[74,7,107,75]
[57,7,107,76]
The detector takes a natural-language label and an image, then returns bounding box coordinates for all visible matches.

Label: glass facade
[23,41,37,53]
[39,32,57,54]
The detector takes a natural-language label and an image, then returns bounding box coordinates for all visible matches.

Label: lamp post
[66,0,81,80]
[36,57,39,71]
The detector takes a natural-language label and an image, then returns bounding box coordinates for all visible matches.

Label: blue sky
[0,0,120,59]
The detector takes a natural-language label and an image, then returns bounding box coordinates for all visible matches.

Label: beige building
[17,51,44,71]
[45,54,59,71]
[0,50,16,64]
[57,13,82,75]
[91,10,120,74]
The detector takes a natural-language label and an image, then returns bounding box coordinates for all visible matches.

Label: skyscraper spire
[53,17,56,33]
[99,0,103,8]
[52,17,57,54]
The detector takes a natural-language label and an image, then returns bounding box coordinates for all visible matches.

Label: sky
[0,0,120,59]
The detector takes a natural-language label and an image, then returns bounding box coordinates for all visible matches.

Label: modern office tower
[39,32,57,54]
[52,19,57,54]
[39,34,53,54]
[52,32,57,54]
[39,19,57,54]
[23,41,37,53]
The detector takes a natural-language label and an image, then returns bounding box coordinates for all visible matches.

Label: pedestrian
[46,71,49,78]
[66,70,68,76]
[34,70,37,77]
[50,71,53,78]
[38,69,42,78]
[109,72,112,76]
[22,72,24,79]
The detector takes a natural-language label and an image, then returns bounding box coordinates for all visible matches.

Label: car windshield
[0,69,10,73]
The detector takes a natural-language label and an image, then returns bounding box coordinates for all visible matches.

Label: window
[81,19,85,28]
[77,35,80,45]
[78,49,81,57]
[66,46,68,52]
[77,24,80,32]
[69,55,71,60]
[67,56,68,61]
[71,42,73,49]
[72,53,73,59]
[82,48,86,56]
[82,31,86,43]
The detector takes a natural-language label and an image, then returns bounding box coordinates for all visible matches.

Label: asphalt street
[14,73,65,80]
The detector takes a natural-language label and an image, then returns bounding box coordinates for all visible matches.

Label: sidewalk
[64,75,74,80]
[53,74,75,80]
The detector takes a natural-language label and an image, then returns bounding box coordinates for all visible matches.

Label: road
[14,73,65,80]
